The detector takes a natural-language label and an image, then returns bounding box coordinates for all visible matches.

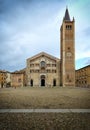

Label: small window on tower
[68,47,70,50]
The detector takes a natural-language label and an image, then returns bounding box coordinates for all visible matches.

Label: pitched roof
[27,52,60,61]
[64,8,70,21]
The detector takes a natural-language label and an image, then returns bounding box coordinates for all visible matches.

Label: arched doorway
[53,79,56,86]
[41,75,45,86]
[30,79,33,86]
[41,79,45,86]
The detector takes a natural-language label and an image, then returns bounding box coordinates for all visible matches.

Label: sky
[0,0,90,72]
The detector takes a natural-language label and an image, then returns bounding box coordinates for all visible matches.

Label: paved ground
[0,113,90,130]
[0,87,90,129]
[0,109,90,113]
[0,87,90,109]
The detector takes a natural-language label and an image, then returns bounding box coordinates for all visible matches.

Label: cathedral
[26,8,75,87]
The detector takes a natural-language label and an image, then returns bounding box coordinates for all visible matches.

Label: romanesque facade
[26,52,60,87]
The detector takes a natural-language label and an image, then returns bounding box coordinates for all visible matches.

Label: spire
[64,7,70,21]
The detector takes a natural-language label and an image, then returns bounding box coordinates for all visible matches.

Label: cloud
[0,0,90,71]
[0,0,64,71]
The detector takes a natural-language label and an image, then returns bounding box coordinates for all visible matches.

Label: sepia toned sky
[0,0,90,71]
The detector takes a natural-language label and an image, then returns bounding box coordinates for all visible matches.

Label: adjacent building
[6,72,11,87]
[0,70,7,88]
[75,65,90,87]
[11,71,26,88]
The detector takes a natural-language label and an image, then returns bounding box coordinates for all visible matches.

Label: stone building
[6,72,11,87]
[75,65,90,87]
[26,52,60,87]
[0,70,7,88]
[0,70,11,88]
[26,8,75,87]
[11,71,25,87]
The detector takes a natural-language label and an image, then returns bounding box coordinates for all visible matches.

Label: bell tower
[60,8,75,87]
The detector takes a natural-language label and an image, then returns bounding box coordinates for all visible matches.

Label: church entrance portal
[41,75,45,86]
[41,79,45,86]
[30,79,33,86]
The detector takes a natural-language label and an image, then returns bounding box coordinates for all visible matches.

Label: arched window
[41,75,45,79]
[40,61,46,67]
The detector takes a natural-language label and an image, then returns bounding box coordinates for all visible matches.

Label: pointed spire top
[64,7,70,21]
